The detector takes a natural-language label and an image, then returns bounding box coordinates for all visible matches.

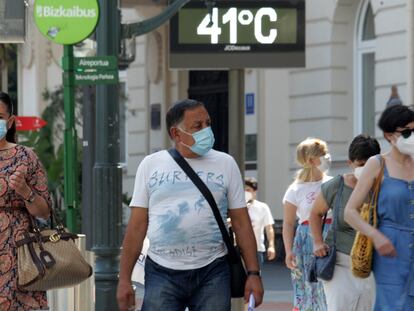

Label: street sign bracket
[121,0,191,38]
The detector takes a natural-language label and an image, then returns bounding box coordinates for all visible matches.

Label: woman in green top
[309,134,380,311]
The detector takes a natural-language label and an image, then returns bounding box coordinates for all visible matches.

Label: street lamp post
[92,1,122,310]
[62,45,78,232]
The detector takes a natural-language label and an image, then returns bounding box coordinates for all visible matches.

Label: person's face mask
[394,130,414,156]
[353,166,364,179]
[317,154,331,173]
[179,126,215,156]
[0,119,7,140]
[245,191,253,204]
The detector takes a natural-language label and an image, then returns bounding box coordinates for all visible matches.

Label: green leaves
[18,86,82,224]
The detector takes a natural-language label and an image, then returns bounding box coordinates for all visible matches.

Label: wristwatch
[247,270,261,277]
[24,190,36,203]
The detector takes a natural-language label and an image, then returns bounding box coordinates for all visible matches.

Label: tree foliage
[18,86,82,225]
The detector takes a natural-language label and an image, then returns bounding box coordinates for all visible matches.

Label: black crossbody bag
[168,148,247,298]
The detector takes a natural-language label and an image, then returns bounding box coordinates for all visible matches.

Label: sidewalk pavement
[256,260,293,311]
[133,261,293,311]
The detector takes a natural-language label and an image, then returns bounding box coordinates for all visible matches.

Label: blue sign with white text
[246,93,255,115]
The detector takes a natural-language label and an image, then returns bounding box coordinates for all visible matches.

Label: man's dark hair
[0,92,16,143]
[378,104,414,133]
[166,99,204,138]
[348,134,381,162]
[244,177,258,190]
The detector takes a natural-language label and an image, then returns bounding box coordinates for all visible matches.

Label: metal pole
[62,45,77,232]
[82,85,95,250]
[228,69,245,311]
[228,69,245,176]
[93,0,122,309]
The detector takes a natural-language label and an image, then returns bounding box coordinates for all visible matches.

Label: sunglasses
[396,128,414,139]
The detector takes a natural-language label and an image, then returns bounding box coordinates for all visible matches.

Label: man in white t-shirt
[117,99,263,311]
[244,177,276,267]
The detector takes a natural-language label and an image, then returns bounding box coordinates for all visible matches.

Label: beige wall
[19,0,412,213]
[257,69,290,220]
[258,0,411,219]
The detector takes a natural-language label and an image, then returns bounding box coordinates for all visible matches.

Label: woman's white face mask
[317,154,331,173]
[395,134,414,156]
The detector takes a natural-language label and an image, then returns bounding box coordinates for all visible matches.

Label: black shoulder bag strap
[168,148,238,262]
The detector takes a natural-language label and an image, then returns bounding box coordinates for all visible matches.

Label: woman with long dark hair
[0,92,51,310]
[310,134,380,311]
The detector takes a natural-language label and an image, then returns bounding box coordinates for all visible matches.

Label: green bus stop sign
[34,0,99,45]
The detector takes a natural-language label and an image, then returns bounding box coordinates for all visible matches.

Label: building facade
[12,0,414,220]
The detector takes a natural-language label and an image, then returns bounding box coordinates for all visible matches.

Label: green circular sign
[34,0,99,45]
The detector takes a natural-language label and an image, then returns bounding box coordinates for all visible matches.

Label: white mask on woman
[395,134,414,156]
[318,154,331,173]
[354,166,364,179]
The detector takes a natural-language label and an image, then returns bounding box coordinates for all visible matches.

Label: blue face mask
[0,120,7,140]
[180,126,215,156]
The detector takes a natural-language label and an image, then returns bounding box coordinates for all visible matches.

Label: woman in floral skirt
[0,92,51,311]
[282,138,331,311]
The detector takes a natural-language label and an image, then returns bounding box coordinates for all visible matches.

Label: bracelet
[24,190,36,203]
[247,270,261,277]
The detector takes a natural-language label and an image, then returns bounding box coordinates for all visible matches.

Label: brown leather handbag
[350,157,384,278]
[16,212,93,291]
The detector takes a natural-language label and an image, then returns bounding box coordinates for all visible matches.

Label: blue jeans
[141,256,231,311]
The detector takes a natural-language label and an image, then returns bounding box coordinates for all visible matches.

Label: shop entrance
[188,71,229,153]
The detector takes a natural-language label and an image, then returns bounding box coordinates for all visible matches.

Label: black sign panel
[169,0,305,69]
[0,0,26,43]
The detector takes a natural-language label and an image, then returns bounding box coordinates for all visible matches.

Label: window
[355,2,376,136]
[361,53,375,135]
[245,134,257,171]
[362,5,375,41]
[245,134,257,162]
[150,103,161,130]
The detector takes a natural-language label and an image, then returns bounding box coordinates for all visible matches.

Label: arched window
[355,2,376,135]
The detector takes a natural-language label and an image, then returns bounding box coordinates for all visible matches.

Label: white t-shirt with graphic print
[130,149,246,270]
[282,175,332,224]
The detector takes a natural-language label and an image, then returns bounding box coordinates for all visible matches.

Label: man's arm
[117,207,148,311]
[263,204,276,260]
[229,207,264,306]
[264,224,276,260]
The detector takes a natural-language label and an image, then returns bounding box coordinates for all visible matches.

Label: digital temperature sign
[170,0,305,69]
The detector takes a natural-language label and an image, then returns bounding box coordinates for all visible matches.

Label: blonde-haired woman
[282,138,331,311]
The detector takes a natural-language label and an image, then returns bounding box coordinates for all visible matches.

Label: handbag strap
[321,175,344,246]
[167,148,238,261]
[370,156,385,227]
[28,208,65,234]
